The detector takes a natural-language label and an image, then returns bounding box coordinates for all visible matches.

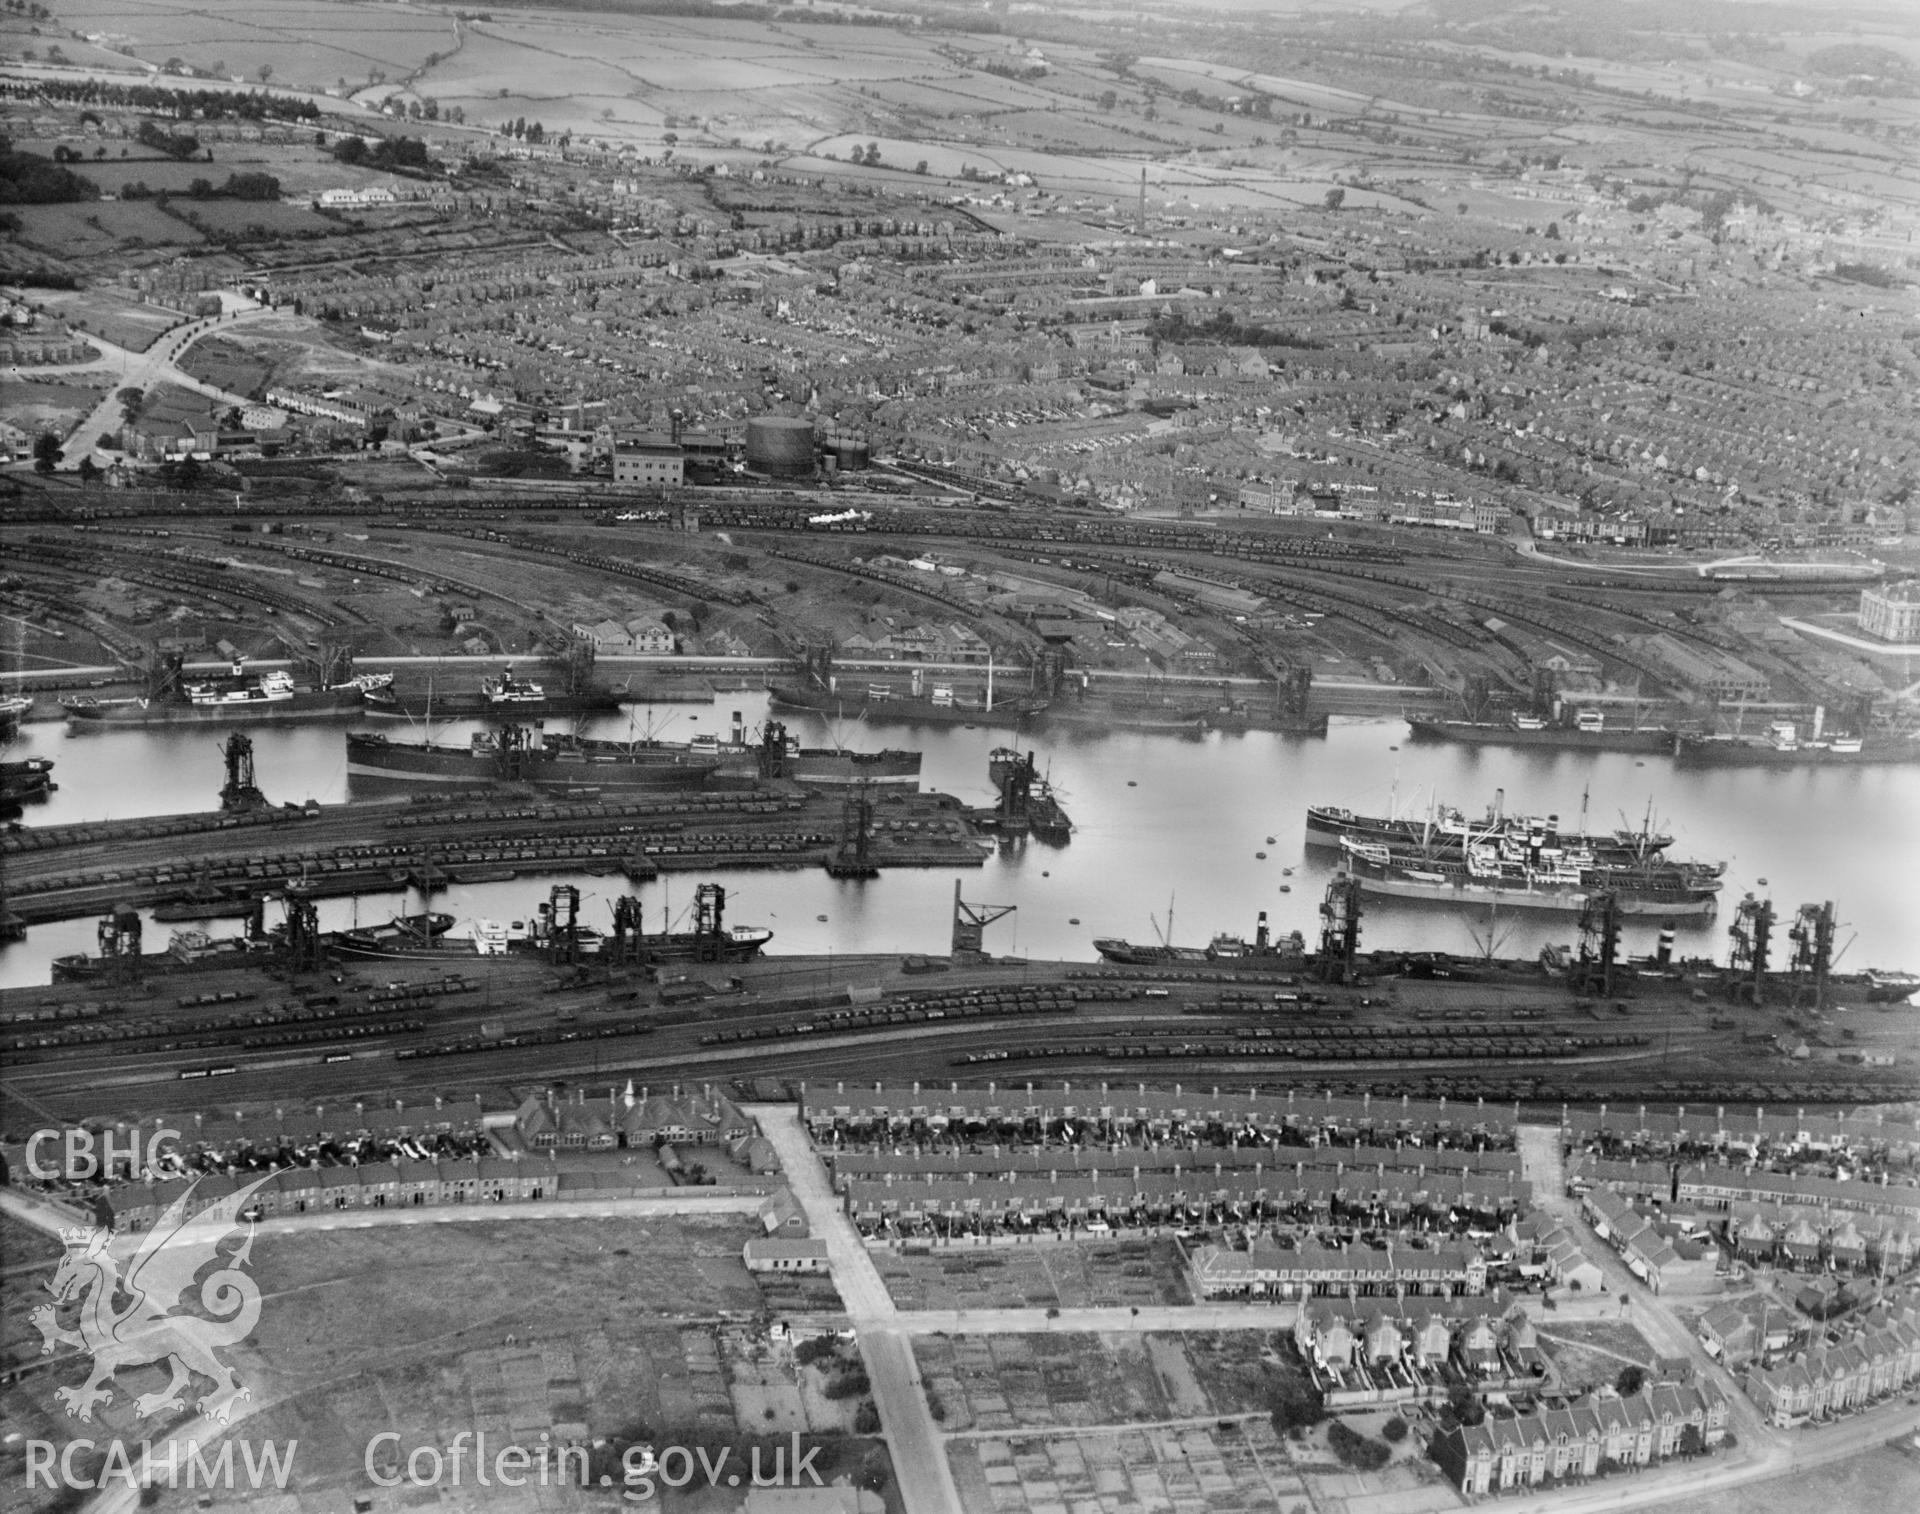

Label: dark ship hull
[346,732,720,790]
[64,687,370,726]
[1674,735,1920,767]
[1407,717,1676,753]
[768,682,1045,727]
[362,689,621,720]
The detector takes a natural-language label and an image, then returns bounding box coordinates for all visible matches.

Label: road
[35,304,276,471]
[753,1104,966,1514]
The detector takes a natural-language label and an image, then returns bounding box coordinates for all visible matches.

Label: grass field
[12,202,203,266]
[57,0,453,91]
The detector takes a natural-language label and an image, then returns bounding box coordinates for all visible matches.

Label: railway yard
[5,946,1914,1138]
[3,491,1909,737]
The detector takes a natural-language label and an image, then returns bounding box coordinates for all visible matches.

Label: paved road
[39,305,275,471]
[753,1105,965,1514]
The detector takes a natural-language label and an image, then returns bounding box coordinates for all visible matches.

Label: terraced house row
[1744,1305,1920,1427]
[1561,1103,1920,1159]
[800,1081,1521,1145]
[840,1163,1530,1237]
[1191,1234,1492,1301]
[100,1147,775,1231]
[1430,1382,1730,1497]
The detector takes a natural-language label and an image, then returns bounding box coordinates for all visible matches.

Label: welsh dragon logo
[32,1173,277,1425]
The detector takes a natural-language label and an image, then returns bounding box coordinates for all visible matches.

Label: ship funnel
[1657,929,1675,966]
[732,710,745,742]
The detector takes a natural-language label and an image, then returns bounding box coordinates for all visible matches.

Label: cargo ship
[362,666,621,720]
[1093,906,1306,967]
[330,912,457,957]
[1863,970,1920,1004]
[1306,789,1675,864]
[769,680,1046,728]
[1407,708,1677,753]
[988,748,1073,842]
[63,658,392,727]
[735,719,922,789]
[345,726,721,790]
[1673,721,1919,767]
[1,755,55,819]
[1336,834,1722,918]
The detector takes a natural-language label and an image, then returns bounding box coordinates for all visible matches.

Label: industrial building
[1858,581,1920,644]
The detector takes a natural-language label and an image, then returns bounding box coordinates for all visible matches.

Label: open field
[1644,1443,1920,1514]
[11,203,204,267]
[947,1417,1325,1514]
[56,0,454,91]
[913,1330,1309,1434]
[872,1237,1191,1312]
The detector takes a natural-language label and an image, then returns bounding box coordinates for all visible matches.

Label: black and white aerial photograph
[1,0,1917,1509]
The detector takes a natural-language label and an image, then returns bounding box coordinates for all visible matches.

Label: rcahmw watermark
[25,1438,297,1491]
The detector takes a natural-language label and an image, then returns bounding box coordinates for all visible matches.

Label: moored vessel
[345,726,721,790]
[1336,833,1722,918]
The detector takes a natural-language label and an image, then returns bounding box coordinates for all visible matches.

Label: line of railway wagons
[957,1030,1651,1066]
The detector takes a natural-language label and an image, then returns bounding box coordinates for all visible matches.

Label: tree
[257,63,273,84]
[1323,187,1345,211]
[864,141,881,166]
[1544,221,1561,240]
[1098,89,1117,111]
[915,159,928,175]
[1382,1416,1409,1443]
[32,432,63,473]
[1615,1364,1647,1397]
[1267,1376,1324,1432]
[77,455,102,483]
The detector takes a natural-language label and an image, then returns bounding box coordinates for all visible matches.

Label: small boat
[1069,917,1080,925]
[1255,852,1267,859]
[1280,885,1291,893]
[1127,780,1138,787]
[1282,868,1293,876]
[1265,836,1276,845]
[816,913,829,922]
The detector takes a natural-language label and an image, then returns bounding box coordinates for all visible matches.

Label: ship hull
[346,733,720,789]
[1407,718,1676,753]
[785,749,923,787]
[64,688,368,727]
[1092,938,1211,966]
[362,690,622,720]
[1674,737,1920,767]
[768,682,1044,727]
[1344,868,1716,918]
[1304,805,1670,861]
